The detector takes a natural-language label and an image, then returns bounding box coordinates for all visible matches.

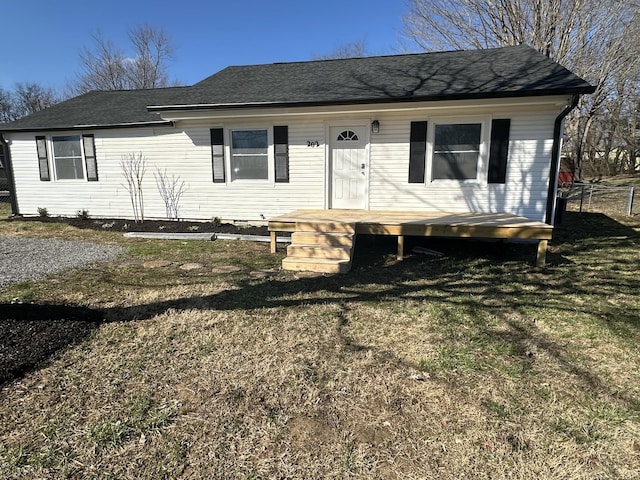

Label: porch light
[371,120,380,134]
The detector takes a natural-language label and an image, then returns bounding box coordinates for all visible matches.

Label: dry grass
[1,202,639,479]
[562,174,640,216]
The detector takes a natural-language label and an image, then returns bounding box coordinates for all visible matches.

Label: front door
[330,126,367,209]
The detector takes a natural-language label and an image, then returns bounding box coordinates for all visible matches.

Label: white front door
[330,126,367,209]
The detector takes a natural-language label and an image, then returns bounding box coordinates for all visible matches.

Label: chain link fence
[558,183,637,217]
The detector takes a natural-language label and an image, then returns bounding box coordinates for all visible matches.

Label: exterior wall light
[371,120,380,134]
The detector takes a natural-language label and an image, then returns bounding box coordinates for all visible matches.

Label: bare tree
[126,24,174,89]
[13,83,59,118]
[313,40,369,60]
[0,83,59,123]
[154,167,186,220]
[120,152,147,223]
[0,87,16,123]
[75,32,129,93]
[74,24,177,94]
[403,0,640,179]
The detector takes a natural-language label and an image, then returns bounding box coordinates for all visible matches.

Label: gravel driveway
[0,236,123,288]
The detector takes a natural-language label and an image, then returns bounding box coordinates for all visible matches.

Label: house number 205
[306,141,320,147]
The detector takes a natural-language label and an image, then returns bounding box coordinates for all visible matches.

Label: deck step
[291,231,353,246]
[282,257,351,274]
[287,244,352,260]
[282,224,357,274]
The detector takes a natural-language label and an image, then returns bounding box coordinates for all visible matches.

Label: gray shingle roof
[0,88,186,132]
[1,45,594,132]
[158,45,593,110]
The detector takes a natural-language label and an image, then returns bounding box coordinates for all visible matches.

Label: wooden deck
[268,209,553,267]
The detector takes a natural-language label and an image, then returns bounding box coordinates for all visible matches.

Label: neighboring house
[0,143,8,192]
[0,143,6,178]
[0,45,594,224]
[558,156,575,186]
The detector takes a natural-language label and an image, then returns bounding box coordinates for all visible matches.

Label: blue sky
[3,0,412,91]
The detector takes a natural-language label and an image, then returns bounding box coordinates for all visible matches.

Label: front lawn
[1,205,639,479]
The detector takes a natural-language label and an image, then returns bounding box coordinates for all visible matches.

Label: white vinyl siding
[368,108,557,222]
[6,97,564,223]
[7,120,327,221]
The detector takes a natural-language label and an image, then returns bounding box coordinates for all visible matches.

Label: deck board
[268,209,553,267]
[268,209,553,239]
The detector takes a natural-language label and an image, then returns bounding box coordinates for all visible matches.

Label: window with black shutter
[408,121,428,183]
[36,136,50,181]
[210,128,225,183]
[488,119,511,184]
[82,134,98,181]
[274,126,289,183]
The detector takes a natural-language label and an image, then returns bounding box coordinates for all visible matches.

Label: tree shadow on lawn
[2,212,638,406]
[103,211,640,414]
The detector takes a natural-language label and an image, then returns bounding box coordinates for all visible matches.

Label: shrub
[76,209,90,220]
[37,207,49,218]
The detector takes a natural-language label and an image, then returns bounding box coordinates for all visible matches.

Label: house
[0,142,9,200]
[558,156,575,186]
[0,142,6,182]
[0,45,594,228]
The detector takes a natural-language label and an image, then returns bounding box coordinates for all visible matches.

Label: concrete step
[282,257,351,274]
[291,231,354,246]
[287,244,352,260]
[294,221,356,233]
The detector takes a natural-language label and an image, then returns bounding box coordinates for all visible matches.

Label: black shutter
[274,125,289,183]
[35,136,50,181]
[210,128,225,183]
[82,134,98,181]
[408,121,427,183]
[488,119,511,184]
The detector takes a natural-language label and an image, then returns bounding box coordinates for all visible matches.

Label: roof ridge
[83,85,193,94]
[221,44,533,70]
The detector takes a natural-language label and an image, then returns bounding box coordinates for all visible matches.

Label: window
[432,123,482,180]
[52,135,84,180]
[337,130,359,141]
[230,129,268,181]
[211,126,290,184]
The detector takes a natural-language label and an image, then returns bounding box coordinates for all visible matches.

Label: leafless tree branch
[73,25,178,94]
[154,167,186,220]
[120,152,147,223]
[403,0,640,178]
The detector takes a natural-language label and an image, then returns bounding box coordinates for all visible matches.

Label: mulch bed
[11,216,272,236]
[0,302,104,387]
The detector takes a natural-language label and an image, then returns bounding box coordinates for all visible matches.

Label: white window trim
[225,126,274,184]
[426,115,491,185]
[50,134,87,181]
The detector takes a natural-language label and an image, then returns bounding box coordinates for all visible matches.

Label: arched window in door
[336,130,359,141]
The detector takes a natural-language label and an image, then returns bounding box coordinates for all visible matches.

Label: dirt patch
[142,259,174,269]
[0,302,104,387]
[211,265,243,273]
[179,262,204,271]
[10,216,272,236]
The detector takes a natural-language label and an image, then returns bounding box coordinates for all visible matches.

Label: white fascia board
[154,96,572,122]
